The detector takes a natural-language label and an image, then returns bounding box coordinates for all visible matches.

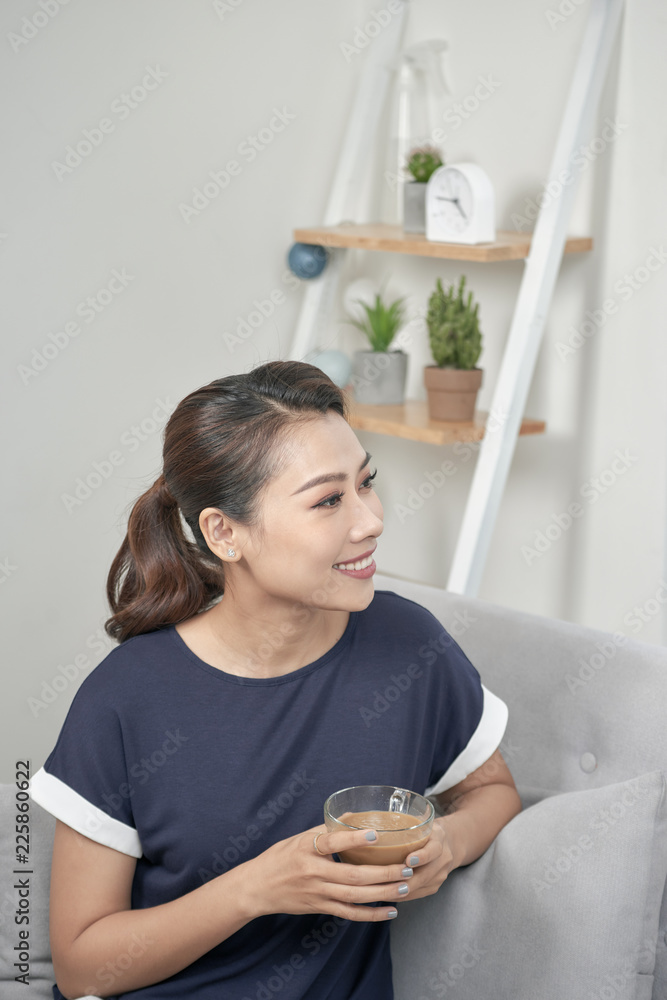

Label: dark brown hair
[105,360,348,642]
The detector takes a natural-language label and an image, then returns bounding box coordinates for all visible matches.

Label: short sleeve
[29,663,142,858]
[406,602,509,797]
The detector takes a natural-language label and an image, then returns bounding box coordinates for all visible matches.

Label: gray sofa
[2,570,666,999]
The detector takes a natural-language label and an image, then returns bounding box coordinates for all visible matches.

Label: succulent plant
[346,293,406,353]
[405,144,444,183]
[426,275,482,370]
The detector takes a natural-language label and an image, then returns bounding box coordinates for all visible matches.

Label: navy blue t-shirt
[30,590,508,999]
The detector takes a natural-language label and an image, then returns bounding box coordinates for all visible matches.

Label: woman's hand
[394,819,458,902]
[241,823,416,923]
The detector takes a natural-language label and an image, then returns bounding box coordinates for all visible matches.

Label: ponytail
[104,360,347,643]
[105,475,223,642]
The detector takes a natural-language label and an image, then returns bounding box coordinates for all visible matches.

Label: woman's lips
[333,556,376,579]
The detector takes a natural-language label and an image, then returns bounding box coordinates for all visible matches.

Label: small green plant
[426,275,482,369]
[346,293,406,352]
[405,144,444,183]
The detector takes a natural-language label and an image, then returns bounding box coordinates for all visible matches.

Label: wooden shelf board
[346,397,546,446]
[293,223,593,262]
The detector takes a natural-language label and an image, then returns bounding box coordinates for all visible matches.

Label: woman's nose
[351,491,384,540]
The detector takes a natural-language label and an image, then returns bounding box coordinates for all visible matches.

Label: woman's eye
[314,470,377,509]
[316,492,344,509]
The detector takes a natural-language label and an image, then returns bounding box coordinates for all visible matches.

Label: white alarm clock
[426,163,495,244]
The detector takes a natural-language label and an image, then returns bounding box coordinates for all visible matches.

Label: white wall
[2,0,665,780]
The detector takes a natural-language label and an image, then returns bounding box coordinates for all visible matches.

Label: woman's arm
[432,748,522,869]
[50,819,259,999]
[51,815,413,999]
[395,750,522,903]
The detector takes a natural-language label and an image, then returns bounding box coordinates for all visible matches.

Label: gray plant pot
[350,350,408,405]
[403,182,427,233]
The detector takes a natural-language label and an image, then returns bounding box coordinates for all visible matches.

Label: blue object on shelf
[306,349,352,388]
[287,242,329,279]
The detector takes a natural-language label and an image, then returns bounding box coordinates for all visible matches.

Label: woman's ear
[198,508,241,562]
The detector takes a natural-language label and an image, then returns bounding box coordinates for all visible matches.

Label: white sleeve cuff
[30,766,143,858]
[424,685,509,797]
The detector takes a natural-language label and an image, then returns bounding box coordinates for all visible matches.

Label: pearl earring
[227,548,236,558]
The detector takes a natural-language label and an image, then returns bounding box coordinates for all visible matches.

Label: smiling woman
[29,359,520,1000]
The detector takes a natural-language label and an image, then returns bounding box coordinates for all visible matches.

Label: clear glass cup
[324,784,435,865]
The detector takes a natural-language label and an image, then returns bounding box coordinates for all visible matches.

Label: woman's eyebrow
[291,451,372,496]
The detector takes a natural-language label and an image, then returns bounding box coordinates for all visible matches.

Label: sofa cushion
[0,782,55,999]
[391,772,667,1000]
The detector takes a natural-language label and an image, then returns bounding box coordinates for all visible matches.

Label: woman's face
[234,410,384,613]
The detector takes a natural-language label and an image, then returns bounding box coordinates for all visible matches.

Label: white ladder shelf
[288,0,624,597]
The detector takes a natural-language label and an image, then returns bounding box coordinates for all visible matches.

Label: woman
[30,359,521,1000]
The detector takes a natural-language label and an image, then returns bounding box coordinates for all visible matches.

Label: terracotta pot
[423,365,483,421]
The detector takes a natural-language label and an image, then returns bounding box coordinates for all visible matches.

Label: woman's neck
[175,596,350,679]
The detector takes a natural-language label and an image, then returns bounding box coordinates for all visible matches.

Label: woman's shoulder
[69,626,180,701]
[364,588,444,636]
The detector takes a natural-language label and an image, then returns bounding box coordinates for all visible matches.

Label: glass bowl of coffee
[324,785,435,865]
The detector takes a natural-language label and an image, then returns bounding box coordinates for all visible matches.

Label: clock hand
[436,195,468,221]
[453,198,467,221]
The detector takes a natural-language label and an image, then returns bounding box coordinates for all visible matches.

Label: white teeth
[334,554,374,571]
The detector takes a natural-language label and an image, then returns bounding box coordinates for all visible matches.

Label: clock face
[431,169,473,234]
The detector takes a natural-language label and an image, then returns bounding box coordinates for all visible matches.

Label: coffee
[336,809,430,866]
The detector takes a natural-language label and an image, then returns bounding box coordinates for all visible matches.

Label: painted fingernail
[398,883,409,895]
[365,830,377,841]
[387,908,398,918]
[401,867,413,878]
[409,855,420,866]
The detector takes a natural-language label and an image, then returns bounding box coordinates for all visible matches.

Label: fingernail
[401,867,413,878]
[387,908,398,918]
[409,855,420,866]
[365,830,377,841]
[397,883,409,895]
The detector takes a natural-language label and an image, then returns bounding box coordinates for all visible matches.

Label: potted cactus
[403,144,444,233]
[424,275,483,421]
[346,291,408,404]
